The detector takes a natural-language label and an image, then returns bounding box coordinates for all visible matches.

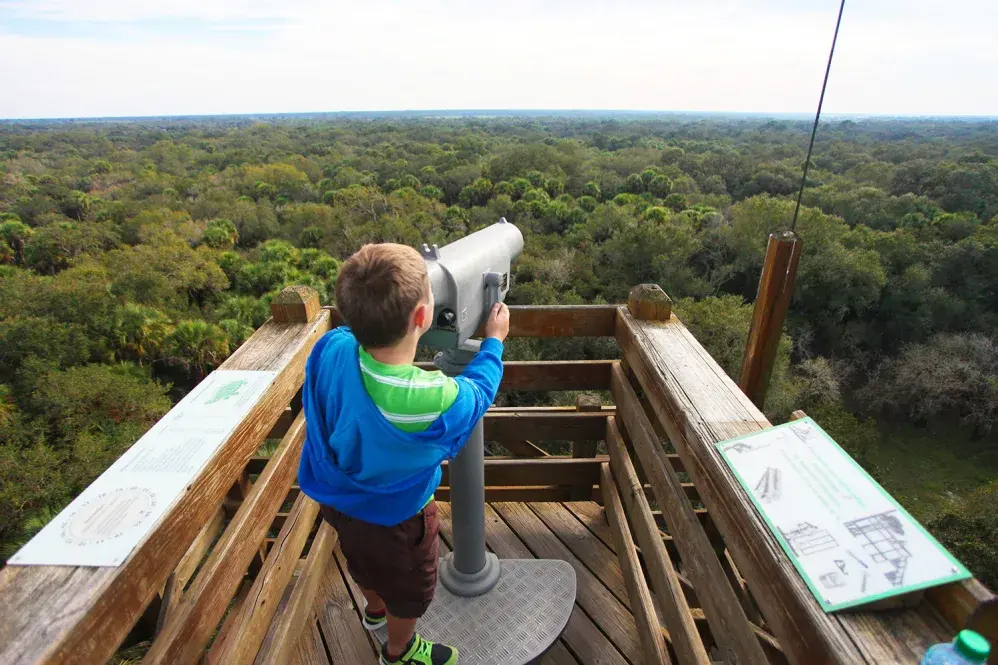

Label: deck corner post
[738,232,802,409]
[270,285,321,323]
[628,284,673,322]
[570,393,603,499]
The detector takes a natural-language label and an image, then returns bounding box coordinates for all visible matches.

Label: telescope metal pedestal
[372,560,575,665]
[370,343,576,665]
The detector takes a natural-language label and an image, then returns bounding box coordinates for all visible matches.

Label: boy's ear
[413,302,430,330]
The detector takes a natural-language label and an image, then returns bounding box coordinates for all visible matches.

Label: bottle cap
[955,630,990,663]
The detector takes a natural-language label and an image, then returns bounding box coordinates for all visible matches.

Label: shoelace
[413,636,433,658]
[387,636,431,664]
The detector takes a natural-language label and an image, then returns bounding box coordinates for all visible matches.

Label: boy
[298,242,509,665]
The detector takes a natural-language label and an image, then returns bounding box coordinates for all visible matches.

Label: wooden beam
[210,493,321,665]
[475,304,619,337]
[605,416,712,665]
[327,304,618,338]
[442,456,697,499]
[572,394,603,498]
[501,360,613,391]
[254,522,338,665]
[500,439,550,457]
[738,233,802,410]
[201,578,253,665]
[143,412,309,665]
[484,410,606,442]
[247,450,685,476]
[265,407,296,440]
[330,546,382,658]
[0,308,331,665]
[600,463,672,665]
[564,502,682,583]
[441,457,606,487]
[572,394,603,460]
[414,360,614,392]
[611,363,769,665]
[565,503,786,663]
[155,506,226,635]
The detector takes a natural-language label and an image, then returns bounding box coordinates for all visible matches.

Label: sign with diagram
[9,370,278,567]
[717,417,971,612]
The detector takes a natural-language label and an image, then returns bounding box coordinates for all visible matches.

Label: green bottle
[921,630,990,665]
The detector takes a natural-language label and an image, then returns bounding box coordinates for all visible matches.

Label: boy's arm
[441,302,509,456]
[452,337,504,425]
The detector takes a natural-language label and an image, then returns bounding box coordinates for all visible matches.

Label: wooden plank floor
[291,501,647,665]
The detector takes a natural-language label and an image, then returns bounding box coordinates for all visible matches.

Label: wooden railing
[0,284,993,665]
[0,287,331,665]
[615,285,998,665]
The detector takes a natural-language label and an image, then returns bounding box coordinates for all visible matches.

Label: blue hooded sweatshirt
[297,327,504,526]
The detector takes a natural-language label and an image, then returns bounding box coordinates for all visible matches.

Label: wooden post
[739,231,802,410]
[628,284,672,322]
[571,394,602,499]
[270,285,321,324]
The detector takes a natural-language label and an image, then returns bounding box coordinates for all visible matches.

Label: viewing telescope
[394,218,574,665]
[419,218,524,350]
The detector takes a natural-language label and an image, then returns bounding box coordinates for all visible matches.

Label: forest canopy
[1,114,996,586]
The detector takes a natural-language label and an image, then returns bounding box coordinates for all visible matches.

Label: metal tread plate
[374,559,576,665]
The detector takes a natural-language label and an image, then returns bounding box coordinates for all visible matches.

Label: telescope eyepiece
[437,308,457,330]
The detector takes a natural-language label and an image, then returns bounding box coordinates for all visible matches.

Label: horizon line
[3,108,998,123]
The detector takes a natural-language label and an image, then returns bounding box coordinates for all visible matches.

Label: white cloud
[0,0,313,23]
[1,0,996,118]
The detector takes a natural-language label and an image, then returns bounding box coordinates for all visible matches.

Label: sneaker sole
[362,617,387,631]
[378,645,459,664]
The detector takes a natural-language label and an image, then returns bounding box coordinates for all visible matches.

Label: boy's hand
[485,302,510,342]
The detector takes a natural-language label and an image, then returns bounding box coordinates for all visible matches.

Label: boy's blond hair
[335,243,429,348]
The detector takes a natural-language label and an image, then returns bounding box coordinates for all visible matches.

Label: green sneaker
[362,606,387,631]
[380,633,458,665]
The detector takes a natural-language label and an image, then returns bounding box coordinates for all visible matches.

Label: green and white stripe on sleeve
[358,347,459,433]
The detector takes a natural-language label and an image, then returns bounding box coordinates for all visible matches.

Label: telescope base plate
[439,551,501,596]
[372,558,576,665]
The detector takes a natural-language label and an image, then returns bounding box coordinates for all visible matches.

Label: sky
[0,0,996,119]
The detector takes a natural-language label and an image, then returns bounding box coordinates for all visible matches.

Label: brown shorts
[319,502,440,619]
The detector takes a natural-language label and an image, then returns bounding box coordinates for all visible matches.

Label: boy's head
[335,243,434,349]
